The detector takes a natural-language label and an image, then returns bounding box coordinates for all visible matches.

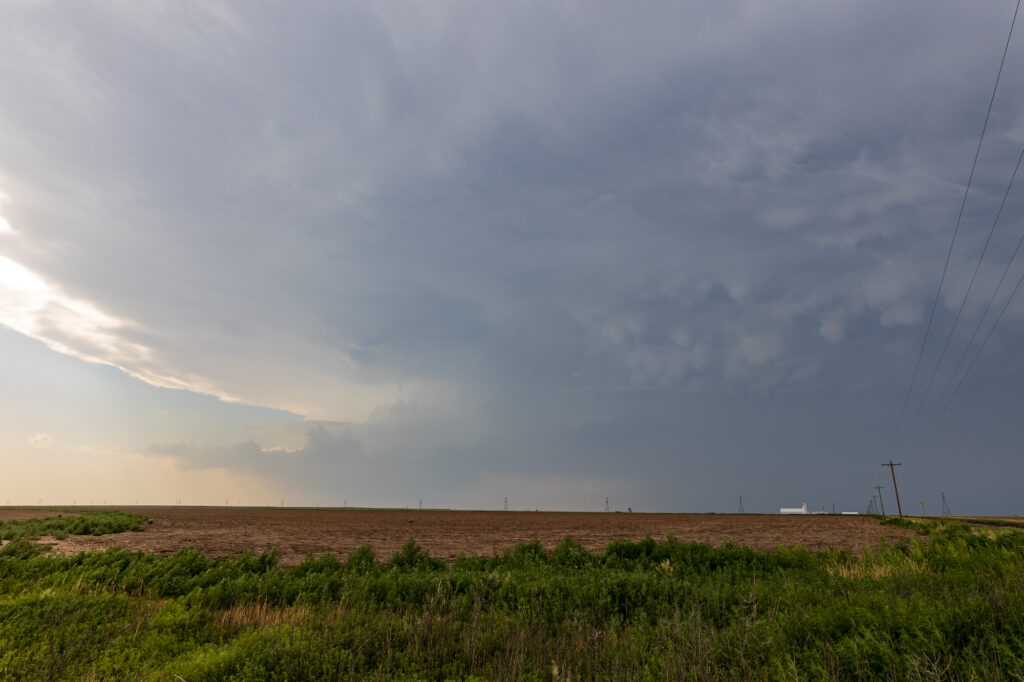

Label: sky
[2,0,1024,514]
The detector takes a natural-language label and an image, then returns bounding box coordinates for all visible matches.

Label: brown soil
[37,507,921,565]
[0,509,80,522]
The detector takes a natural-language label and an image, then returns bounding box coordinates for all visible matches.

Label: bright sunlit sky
[2,1,1024,514]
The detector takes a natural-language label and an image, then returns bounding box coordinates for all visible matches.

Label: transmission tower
[942,492,952,516]
[738,495,745,514]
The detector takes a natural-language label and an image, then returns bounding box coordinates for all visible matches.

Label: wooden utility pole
[873,485,886,516]
[882,460,903,518]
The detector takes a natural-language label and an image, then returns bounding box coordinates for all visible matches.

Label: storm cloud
[3,1,1024,512]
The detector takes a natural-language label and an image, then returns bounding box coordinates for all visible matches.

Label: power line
[888,0,1021,456]
[930,254,1024,426]
[903,145,1024,448]
[921,151,1024,434]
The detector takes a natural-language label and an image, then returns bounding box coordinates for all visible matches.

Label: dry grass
[217,603,321,629]
[825,554,925,580]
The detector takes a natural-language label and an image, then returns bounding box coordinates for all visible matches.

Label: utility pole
[942,492,952,516]
[919,501,926,516]
[871,495,877,514]
[605,497,610,513]
[738,495,745,514]
[873,485,886,516]
[504,497,509,511]
[882,461,903,518]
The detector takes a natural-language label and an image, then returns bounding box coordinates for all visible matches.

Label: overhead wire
[928,244,1024,429]
[919,146,1024,435]
[887,0,1021,457]
[901,145,1024,449]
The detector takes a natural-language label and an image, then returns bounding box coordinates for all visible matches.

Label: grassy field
[0,510,147,542]
[0,513,1022,680]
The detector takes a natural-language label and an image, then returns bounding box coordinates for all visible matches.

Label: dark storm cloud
[4,1,1024,511]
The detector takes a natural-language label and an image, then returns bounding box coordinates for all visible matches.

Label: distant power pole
[919,501,926,516]
[605,497,610,513]
[738,495,745,514]
[882,460,904,518]
[871,495,878,515]
[874,485,886,516]
[942,492,952,516]
[504,497,509,511]
[418,499,422,510]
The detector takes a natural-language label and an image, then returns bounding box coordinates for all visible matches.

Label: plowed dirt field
[0,507,923,564]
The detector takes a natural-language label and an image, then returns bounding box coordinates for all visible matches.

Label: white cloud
[28,433,52,448]
[0,253,232,400]
[819,315,845,343]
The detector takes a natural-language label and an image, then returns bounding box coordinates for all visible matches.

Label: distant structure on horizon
[780,502,808,515]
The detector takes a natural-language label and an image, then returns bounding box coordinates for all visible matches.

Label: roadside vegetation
[0,510,146,542]
[1,512,1022,680]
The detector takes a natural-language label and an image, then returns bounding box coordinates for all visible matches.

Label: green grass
[0,515,1023,680]
[0,510,147,542]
